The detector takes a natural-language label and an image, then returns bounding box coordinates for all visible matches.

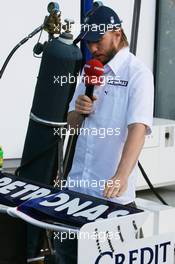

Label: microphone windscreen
[84,59,104,77]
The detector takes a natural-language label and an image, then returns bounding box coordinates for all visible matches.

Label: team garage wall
[155,0,175,120]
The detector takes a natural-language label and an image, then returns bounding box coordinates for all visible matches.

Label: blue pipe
[81,0,93,64]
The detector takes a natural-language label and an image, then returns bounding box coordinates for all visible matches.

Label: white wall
[0,0,156,160]
[101,0,156,70]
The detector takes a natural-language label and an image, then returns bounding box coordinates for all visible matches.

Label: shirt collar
[104,47,130,75]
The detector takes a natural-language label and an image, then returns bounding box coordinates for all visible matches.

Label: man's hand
[103,123,147,199]
[75,95,97,115]
[103,175,128,198]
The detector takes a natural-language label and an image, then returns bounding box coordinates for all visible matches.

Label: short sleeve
[127,69,154,135]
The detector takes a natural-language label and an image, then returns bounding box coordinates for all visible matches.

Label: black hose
[138,161,168,205]
[0,25,43,79]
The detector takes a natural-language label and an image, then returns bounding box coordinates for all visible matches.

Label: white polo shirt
[67,47,154,205]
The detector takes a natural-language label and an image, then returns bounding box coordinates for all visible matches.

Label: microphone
[83,59,104,100]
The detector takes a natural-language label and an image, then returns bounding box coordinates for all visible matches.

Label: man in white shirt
[67,11,154,205]
[55,4,154,263]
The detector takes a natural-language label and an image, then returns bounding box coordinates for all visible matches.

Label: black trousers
[54,202,142,264]
[0,214,27,264]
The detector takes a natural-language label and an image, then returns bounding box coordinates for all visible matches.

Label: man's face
[87,30,121,64]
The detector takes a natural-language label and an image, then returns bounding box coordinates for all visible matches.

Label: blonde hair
[120,28,129,47]
[111,26,129,49]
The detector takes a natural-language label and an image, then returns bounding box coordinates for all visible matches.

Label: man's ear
[114,28,122,37]
[112,29,122,49]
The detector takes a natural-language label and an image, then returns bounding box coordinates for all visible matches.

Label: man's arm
[67,94,97,129]
[67,111,84,130]
[104,123,146,198]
